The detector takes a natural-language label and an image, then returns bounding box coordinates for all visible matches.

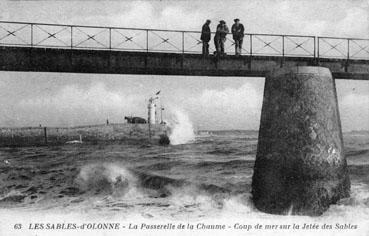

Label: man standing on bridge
[214,20,229,56]
[231,18,244,56]
[200,19,211,56]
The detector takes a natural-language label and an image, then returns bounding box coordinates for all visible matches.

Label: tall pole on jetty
[252,66,350,216]
[148,122,151,140]
[148,98,152,140]
[160,105,164,124]
[43,127,48,144]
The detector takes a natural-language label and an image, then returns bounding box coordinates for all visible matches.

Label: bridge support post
[252,66,350,216]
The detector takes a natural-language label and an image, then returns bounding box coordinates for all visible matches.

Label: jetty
[0,123,166,147]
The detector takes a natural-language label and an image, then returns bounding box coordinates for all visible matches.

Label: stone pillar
[252,66,350,216]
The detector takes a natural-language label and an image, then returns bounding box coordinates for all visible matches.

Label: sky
[0,0,368,131]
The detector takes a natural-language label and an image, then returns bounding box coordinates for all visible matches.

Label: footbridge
[0,21,368,80]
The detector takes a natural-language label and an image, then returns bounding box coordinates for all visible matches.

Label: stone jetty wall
[0,123,167,146]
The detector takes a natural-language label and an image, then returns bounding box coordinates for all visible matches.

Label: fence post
[313,36,316,64]
[182,31,185,53]
[282,35,285,57]
[146,29,149,52]
[317,37,320,64]
[249,34,253,70]
[30,24,33,46]
[346,39,350,72]
[109,28,112,50]
[70,26,73,49]
[281,35,285,67]
[347,39,350,60]
[250,34,253,56]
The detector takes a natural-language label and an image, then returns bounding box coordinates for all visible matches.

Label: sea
[0,114,368,236]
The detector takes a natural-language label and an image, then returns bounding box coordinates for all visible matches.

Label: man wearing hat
[200,19,211,56]
[231,18,245,56]
[214,20,229,55]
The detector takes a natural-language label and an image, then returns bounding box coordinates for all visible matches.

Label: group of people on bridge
[200,18,244,57]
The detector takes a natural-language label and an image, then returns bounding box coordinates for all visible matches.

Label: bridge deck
[0,21,368,79]
[0,46,368,80]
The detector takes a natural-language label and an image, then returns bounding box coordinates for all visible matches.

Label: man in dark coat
[214,20,229,56]
[231,18,245,56]
[200,19,211,56]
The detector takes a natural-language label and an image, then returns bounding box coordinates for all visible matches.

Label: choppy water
[0,130,368,234]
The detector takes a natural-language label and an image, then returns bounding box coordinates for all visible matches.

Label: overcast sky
[0,0,368,131]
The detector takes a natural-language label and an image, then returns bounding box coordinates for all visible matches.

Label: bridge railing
[0,21,368,60]
[318,36,369,60]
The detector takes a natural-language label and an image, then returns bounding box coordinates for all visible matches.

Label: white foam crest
[0,189,24,199]
[76,163,139,198]
[166,185,216,209]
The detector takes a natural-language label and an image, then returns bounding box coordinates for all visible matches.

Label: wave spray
[167,109,195,145]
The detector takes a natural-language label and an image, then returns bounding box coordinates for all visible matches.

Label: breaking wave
[75,162,234,200]
[75,163,138,197]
